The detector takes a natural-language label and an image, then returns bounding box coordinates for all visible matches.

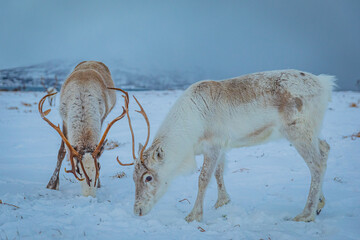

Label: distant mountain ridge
[0,60,204,91]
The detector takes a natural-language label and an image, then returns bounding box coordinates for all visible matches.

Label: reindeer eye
[145,176,152,182]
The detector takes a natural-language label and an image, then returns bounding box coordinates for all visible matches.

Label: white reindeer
[126,69,335,222]
[39,61,129,197]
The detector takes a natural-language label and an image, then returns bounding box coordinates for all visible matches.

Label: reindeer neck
[158,92,202,151]
[153,93,203,180]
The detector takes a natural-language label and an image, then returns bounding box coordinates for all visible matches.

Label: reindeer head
[39,88,129,197]
[116,96,167,216]
[132,142,169,216]
[78,152,101,197]
[67,141,107,197]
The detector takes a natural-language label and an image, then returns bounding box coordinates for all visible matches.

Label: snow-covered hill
[0,60,204,91]
[0,90,359,239]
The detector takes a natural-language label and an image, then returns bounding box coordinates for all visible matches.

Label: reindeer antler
[133,96,150,164]
[91,88,129,186]
[38,93,91,185]
[106,88,137,166]
[109,91,150,166]
[108,88,136,158]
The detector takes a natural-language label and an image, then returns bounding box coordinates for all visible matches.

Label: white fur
[133,69,335,222]
[79,153,97,197]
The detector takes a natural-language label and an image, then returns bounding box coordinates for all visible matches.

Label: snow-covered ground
[0,90,359,240]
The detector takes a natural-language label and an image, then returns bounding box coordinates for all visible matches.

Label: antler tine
[126,96,136,160]
[38,93,85,182]
[91,105,127,182]
[90,138,106,187]
[92,88,128,186]
[107,87,137,167]
[93,87,129,158]
[112,108,136,166]
[64,151,86,182]
[115,102,135,165]
[133,95,150,163]
[38,92,57,117]
[116,156,134,166]
[108,87,136,159]
[92,105,127,156]
[77,156,91,186]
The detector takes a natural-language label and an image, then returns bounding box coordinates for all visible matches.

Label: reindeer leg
[214,154,230,209]
[284,124,329,222]
[97,178,101,188]
[185,146,220,222]
[293,140,327,222]
[46,124,67,190]
[316,139,329,215]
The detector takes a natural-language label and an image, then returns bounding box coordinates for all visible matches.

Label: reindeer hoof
[316,196,325,215]
[46,181,59,190]
[293,213,315,222]
[46,185,59,190]
[214,196,230,209]
[185,211,202,222]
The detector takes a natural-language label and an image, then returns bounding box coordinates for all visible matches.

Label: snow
[0,90,359,240]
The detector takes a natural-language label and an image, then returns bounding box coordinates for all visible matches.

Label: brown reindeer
[39,61,129,197]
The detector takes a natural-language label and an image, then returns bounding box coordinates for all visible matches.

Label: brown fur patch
[295,97,303,111]
[199,131,214,142]
[247,124,272,138]
[288,120,297,126]
[192,79,260,106]
[70,61,115,101]
[74,61,87,69]
[277,90,292,113]
[224,79,258,104]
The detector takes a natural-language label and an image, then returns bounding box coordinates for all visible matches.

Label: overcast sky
[1,0,359,90]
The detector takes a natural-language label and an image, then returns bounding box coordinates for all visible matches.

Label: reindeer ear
[155,146,164,160]
[138,143,144,156]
